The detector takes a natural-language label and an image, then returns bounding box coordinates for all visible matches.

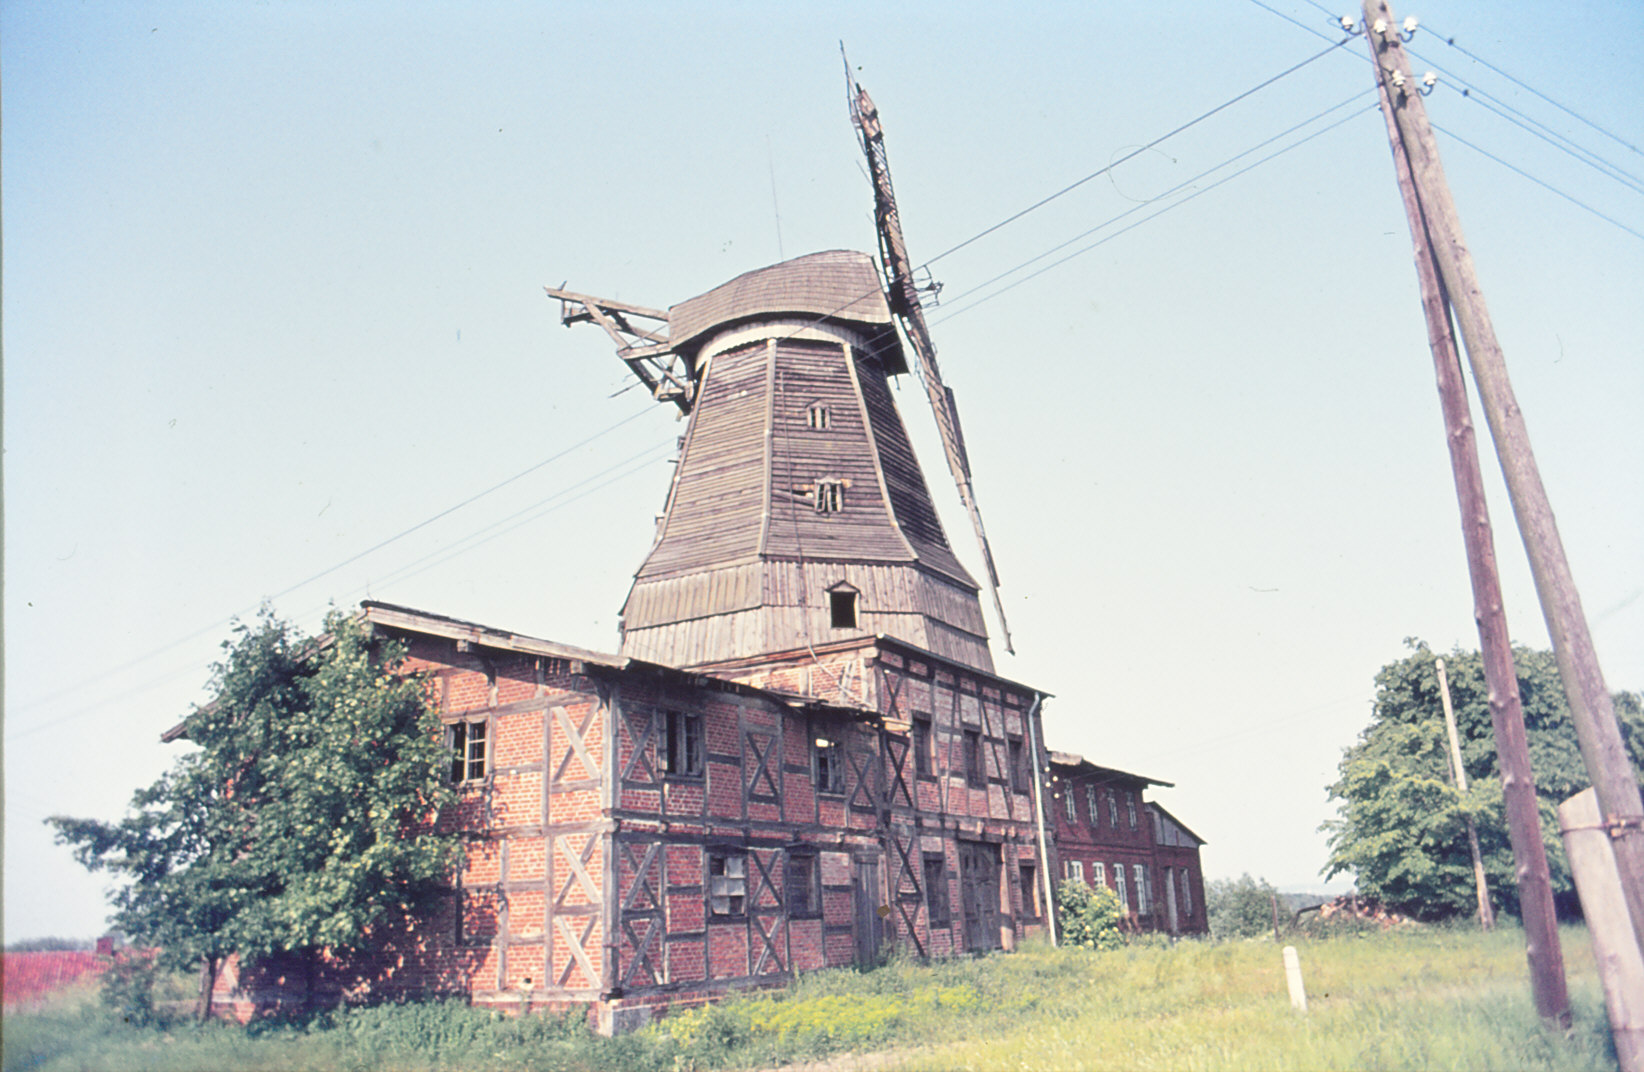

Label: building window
[814,732,843,794]
[708,851,747,917]
[1086,785,1099,824]
[1107,789,1118,827]
[1020,863,1038,918]
[786,852,820,916]
[1127,791,1138,829]
[963,730,984,787]
[1093,862,1106,888]
[1066,860,1084,884]
[1134,864,1149,914]
[1114,863,1128,911]
[924,854,951,926]
[806,403,831,430]
[1008,738,1026,793]
[663,710,703,777]
[1063,788,1076,821]
[829,589,858,629]
[447,720,488,783]
[815,479,844,513]
[912,715,932,777]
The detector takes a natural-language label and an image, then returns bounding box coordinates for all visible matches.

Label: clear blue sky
[5,0,1640,941]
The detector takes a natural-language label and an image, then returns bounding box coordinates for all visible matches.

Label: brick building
[1046,752,1207,935]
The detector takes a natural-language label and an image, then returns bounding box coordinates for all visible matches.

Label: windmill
[544,78,1013,677]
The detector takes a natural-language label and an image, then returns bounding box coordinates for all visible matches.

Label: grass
[1,924,1618,1072]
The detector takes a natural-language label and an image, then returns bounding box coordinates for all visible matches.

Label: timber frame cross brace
[544,287,694,413]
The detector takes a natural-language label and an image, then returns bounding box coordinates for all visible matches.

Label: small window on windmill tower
[828,584,859,629]
[806,402,831,430]
[815,479,844,513]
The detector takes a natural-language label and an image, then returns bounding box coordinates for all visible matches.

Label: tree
[1322,641,1644,921]
[50,610,462,1020]
[1206,874,1281,939]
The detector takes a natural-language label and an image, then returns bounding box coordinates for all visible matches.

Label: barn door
[958,841,1000,952]
[853,857,883,967]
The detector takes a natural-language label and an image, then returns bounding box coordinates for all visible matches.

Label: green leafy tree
[1206,873,1280,939]
[1322,641,1644,921]
[50,610,462,1020]
[1055,878,1125,950]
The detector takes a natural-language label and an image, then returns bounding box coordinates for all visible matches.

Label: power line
[1431,120,1644,241]
[921,37,1353,268]
[11,405,665,715]
[933,90,1374,315]
[932,102,1379,323]
[1411,54,1644,195]
[6,442,678,742]
[1421,22,1644,159]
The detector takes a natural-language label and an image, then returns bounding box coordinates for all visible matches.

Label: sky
[4,1,1640,943]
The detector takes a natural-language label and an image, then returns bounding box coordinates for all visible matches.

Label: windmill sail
[848,75,1015,654]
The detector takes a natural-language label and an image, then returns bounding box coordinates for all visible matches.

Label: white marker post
[1283,945,1308,1013]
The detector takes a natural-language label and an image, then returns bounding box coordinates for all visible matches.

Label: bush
[1055,878,1126,950]
[99,949,161,1027]
[1206,873,1280,940]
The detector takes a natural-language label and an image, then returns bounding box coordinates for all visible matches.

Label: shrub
[1055,878,1126,950]
[99,949,161,1027]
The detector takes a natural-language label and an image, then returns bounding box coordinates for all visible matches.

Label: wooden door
[853,857,883,967]
[958,841,1001,952]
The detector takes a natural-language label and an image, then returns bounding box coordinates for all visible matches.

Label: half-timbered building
[205,249,1208,1026]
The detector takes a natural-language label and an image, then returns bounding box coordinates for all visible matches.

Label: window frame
[828,589,858,629]
[1067,860,1084,884]
[1126,790,1138,830]
[963,729,984,788]
[785,850,821,918]
[1093,862,1107,888]
[1114,862,1129,910]
[813,731,844,795]
[815,479,845,513]
[662,710,705,779]
[923,853,952,927]
[1086,785,1100,825]
[1064,787,1077,821]
[806,402,831,430]
[911,714,933,778]
[1008,737,1026,794]
[707,849,748,919]
[446,718,490,785]
[1133,863,1149,914]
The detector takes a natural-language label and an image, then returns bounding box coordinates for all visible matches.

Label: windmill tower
[547,79,1011,679]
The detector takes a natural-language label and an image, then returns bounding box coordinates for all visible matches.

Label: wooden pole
[1436,658,1495,931]
[1283,946,1309,1013]
[1364,0,1644,955]
[1558,789,1644,1072]
[1366,16,1569,1025]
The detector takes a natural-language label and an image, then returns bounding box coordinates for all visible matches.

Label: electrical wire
[10,405,666,716]
[6,442,677,741]
[1431,119,1644,241]
[1421,22,1644,159]
[932,103,1380,324]
[921,37,1353,268]
[933,90,1374,315]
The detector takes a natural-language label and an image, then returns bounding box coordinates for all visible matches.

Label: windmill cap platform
[668,250,909,376]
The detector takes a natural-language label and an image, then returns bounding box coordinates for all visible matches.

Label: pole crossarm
[545,287,694,413]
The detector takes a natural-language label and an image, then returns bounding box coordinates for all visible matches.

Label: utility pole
[1365,5,1567,1025]
[1363,0,1644,956]
[1436,658,1495,932]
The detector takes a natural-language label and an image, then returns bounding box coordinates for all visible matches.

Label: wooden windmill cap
[668,250,908,375]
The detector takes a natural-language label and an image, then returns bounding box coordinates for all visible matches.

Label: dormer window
[816,479,844,513]
[806,403,831,430]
